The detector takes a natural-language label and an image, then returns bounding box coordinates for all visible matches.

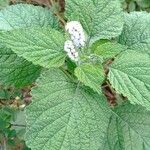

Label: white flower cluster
[64,21,86,62]
[65,21,86,48]
[64,40,79,61]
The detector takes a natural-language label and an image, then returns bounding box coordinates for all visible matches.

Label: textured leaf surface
[0,27,66,68]
[25,68,111,150]
[0,4,59,87]
[0,4,58,30]
[66,0,123,43]
[75,64,105,94]
[118,12,150,55]
[0,0,9,9]
[93,42,127,60]
[108,50,150,109]
[136,0,150,8]
[102,102,150,150]
[0,44,41,88]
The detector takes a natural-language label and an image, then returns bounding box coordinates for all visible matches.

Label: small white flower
[72,51,79,59]
[71,37,85,48]
[65,21,83,33]
[67,52,73,60]
[67,51,79,62]
[70,48,76,54]
[64,40,79,62]
[64,21,86,62]
[64,40,75,53]
[65,21,86,48]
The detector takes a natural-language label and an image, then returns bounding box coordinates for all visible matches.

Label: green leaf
[66,0,124,43]
[0,4,58,87]
[25,68,111,150]
[65,57,77,73]
[0,108,12,130]
[0,44,41,88]
[0,0,9,9]
[0,27,66,68]
[128,1,136,12]
[136,0,150,8]
[102,102,150,150]
[75,63,105,94]
[11,110,26,140]
[91,39,110,51]
[0,4,58,30]
[93,42,127,60]
[118,12,150,55]
[108,50,150,110]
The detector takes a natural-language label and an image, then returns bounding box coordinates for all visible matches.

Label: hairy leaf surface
[119,12,150,55]
[25,68,111,150]
[93,42,127,60]
[0,4,60,87]
[0,0,9,9]
[102,102,150,150]
[108,50,150,110]
[66,0,123,43]
[0,4,58,30]
[0,27,66,68]
[0,44,41,88]
[75,63,105,94]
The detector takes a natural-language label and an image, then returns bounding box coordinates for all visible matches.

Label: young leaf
[0,44,41,88]
[25,68,111,150]
[0,4,59,30]
[108,50,150,110]
[75,64,105,94]
[0,27,66,68]
[65,0,124,43]
[102,102,150,150]
[91,39,110,51]
[118,12,150,55]
[93,42,127,60]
